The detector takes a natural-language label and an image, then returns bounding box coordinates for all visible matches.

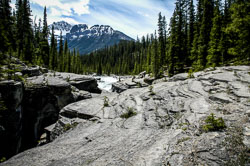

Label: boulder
[111,82,128,93]
[144,76,155,84]
[21,66,41,77]
[124,79,137,88]
[72,90,92,101]
[133,78,149,87]
[138,71,146,78]
[209,72,238,83]
[57,73,101,93]
[170,73,188,81]
[40,67,48,74]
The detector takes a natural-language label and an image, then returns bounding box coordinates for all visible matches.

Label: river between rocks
[95,76,118,91]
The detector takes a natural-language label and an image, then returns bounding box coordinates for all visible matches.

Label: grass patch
[63,122,78,132]
[177,137,190,144]
[120,107,137,119]
[188,69,194,78]
[224,126,250,165]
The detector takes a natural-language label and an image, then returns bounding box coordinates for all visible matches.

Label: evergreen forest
[0,0,84,80]
[0,0,250,79]
[81,0,250,77]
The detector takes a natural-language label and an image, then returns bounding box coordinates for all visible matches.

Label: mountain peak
[89,25,114,35]
[49,21,72,36]
[49,21,133,54]
[70,24,88,33]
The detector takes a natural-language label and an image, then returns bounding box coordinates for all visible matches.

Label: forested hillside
[0,0,84,80]
[81,0,250,77]
[0,0,249,79]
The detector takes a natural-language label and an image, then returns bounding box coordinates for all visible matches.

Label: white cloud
[50,8,61,16]
[11,0,175,39]
[81,0,174,38]
[30,0,90,16]
[61,18,80,25]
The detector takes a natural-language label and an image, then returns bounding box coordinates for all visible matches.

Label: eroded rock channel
[0,68,101,159]
[1,66,250,166]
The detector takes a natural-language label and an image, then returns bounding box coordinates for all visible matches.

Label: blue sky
[11,0,176,39]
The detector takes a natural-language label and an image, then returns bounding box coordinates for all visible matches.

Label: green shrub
[149,85,155,95]
[103,96,109,107]
[63,122,78,132]
[137,82,142,88]
[177,137,190,144]
[0,99,7,114]
[66,76,70,82]
[188,69,194,78]
[202,113,226,132]
[120,107,137,119]
[0,157,6,163]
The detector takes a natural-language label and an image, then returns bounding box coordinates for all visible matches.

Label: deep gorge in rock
[0,66,102,159]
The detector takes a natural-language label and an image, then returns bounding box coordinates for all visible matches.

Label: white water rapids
[95,76,118,92]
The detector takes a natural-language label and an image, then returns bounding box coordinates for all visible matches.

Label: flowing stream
[95,76,118,91]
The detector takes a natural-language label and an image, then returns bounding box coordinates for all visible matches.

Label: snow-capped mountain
[49,21,134,55]
[49,21,72,36]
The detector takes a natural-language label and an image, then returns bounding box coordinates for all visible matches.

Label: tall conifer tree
[207,0,222,67]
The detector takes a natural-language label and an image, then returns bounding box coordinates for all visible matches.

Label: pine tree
[0,0,15,52]
[63,39,68,71]
[196,0,214,70]
[0,0,11,54]
[168,10,178,76]
[158,12,166,68]
[40,6,49,66]
[15,0,24,58]
[225,0,250,64]
[97,60,102,75]
[146,45,152,73]
[49,25,57,70]
[169,0,186,73]
[76,50,81,73]
[151,31,160,78]
[187,0,195,66]
[22,0,33,63]
[34,18,42,65]
[207,0,222,67]
[58,31,64,71]
[66,50,71,72]
[190,0,203,69]
[218,0,232,64]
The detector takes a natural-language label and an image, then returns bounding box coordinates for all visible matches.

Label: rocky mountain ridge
[1,65,250,166]
[49,21,134,54]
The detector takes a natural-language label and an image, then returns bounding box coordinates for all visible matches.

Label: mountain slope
[49,22,134,55]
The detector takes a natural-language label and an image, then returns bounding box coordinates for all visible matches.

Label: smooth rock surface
[2,66,250,166]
